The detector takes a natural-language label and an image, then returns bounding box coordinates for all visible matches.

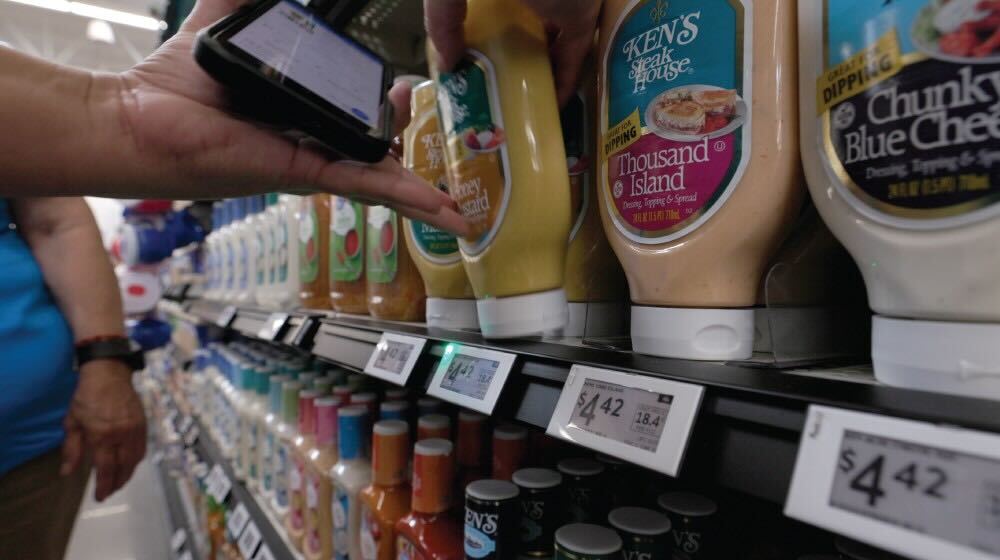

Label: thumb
[61,417,83,476]
[181,0,251,33]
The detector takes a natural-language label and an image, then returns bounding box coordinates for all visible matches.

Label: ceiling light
[1,0,165,31]
[86,18,115,43]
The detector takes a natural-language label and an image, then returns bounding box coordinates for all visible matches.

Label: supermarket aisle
[65,457,171,560]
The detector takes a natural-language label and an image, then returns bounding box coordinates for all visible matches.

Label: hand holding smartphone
[194,0,394,162]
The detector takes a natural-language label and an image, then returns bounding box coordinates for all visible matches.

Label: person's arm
[10,197,146,502]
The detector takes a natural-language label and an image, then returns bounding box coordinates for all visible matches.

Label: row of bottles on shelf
[177,340,905,560]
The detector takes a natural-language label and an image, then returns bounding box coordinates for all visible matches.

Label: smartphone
[194,0,393,162]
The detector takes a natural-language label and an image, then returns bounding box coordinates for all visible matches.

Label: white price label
[546,365,703,476]
[237,521,262,559]
[207,464,231,503]
[257,312,289,341]
[252,544,275,560]
[177,551,193,560]
[363,333,427,385]
[170,528,186,552]
[216,305,238,328]
[178,415,193,435]
[183,426,200,447]
[786,405,1000,560]
[426,344,516,414]
[226,503,250,540]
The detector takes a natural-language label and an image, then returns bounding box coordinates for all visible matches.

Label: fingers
[60,417,83,476]
[395,201,471,238]
[424,0,468,70]
[93,446,117,502]
[388,81,414,135]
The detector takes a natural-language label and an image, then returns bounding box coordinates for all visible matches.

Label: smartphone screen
[225,0,383,128]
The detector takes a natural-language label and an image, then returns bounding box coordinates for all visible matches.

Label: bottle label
[518,487,559,555]
[437,50,511,256]
[601,0,751,245]
[359,505,378,560]
[275,443,289,507]
[620,532,669,560]
[815,1,1000,228]
[299,197,319,283]
[464,515,498,559]
[289,457,305,530]
[330,198,365,281]
[406,109,462,264]
[239,237,248,289]
[396,536,428,560]
[226,244,235,289]
[564,92,592,242]
[366,206,398,283]
[263,433,275,491]
[248,424,258,480]
[256,229,266,286]
[277,215,289,283]
[305,472,322,555]
[332,485,349,560]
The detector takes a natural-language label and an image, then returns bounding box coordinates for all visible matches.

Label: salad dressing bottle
[597,0,803,359]
[329,196,369,314]
[366,205,426,321]
[287,389,319,549]
[304,396,341,560]
[299,194,331,309]
[358,419,411,560]
[434,0,573,338]
[330,405,372,560]
[394,439,464,559]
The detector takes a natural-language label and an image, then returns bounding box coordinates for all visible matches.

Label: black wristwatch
[74,336,145,371]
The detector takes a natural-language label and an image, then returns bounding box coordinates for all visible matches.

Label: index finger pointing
[424,0,468,70]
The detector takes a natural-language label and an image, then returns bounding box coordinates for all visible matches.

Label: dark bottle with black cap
[464,479,519,559]
[657,491,717,559]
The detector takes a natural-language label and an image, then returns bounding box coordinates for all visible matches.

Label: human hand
[424,0,601,104]
[110,0,467,235]
[60,359,147,502]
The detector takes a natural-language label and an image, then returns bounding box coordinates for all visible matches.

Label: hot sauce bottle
[491,424,527,481]
[417,414,451,441]
[394,438,464,559]
[359,420,411,560]
[455,411,489,490]
[303,396,342,560]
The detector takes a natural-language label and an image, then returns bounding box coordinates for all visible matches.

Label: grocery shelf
[155,454,204,560]
[180,298,1000,505]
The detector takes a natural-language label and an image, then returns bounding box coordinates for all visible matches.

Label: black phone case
[194,3,392,163]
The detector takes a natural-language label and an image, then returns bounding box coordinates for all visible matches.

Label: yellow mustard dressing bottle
[433,0,572,338]
[403,80,480,330]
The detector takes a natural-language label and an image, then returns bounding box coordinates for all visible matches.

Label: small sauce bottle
[366,205,427,321]
[417,414,451,441]
[351,391,380,420]
[491,424,527,481]
[358,419,411,560]
[608,506,672,560]
[303,396,342,560]
[455,411,489,490]
[329,196,368,314]
[395,438,464,559]
[464,479,519,559]
[553,523,623,560]
[557,458,608,524]
[512,468,563,557]
[287,389,319,549]
[657,492,717,559]
[331,405,372,560]
[299,194,331,309]
[379,400,410,422]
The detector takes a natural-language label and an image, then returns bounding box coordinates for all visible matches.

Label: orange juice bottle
[303,396,341,560]
[329,196,368,314]
[299,194,331,308]
[359,420,411,559]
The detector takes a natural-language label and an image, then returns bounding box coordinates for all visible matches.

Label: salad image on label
[912,0,1000,62]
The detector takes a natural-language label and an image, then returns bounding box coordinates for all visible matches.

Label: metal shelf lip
[154,454,204,560]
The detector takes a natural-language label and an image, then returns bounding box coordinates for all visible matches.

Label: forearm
[12,198,125,340]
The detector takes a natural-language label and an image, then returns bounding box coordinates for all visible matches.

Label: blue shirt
[0,199,76,475]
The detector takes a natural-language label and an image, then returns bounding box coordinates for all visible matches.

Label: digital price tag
[252,544,275,560]
[207,464,231,503]
[546,365,704,476]
[177,551,193,560]
[257,312,289,341]
[216,305,238,328]
[237,521,262,559]
[426,344,516,414]
[183,426,200,447]
[363,333,427,385]
[785,405,1000,560]
[170,528,187,552]
[226,502,250,540]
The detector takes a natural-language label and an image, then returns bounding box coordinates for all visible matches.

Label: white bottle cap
[426,297,480,330]
[872,315,1000,400]
[631,306,754,360]
[476,288,569,339]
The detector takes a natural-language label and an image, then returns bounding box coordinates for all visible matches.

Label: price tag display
[216,305,238,328]
[546,365,703,476]
[256,312,289,341]
[226,502,250,540]
[426,344,516,414]
[207,464,231,503]
[785,405,1000,560]
[170,528,186,552]
[252,544,275,560]
[363,333,427,385]
[237,521,262,559]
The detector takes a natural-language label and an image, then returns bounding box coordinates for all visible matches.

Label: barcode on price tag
[237,521,262,558]
[216,305,237,328]
[785,405,1000,560]
[252,544,275,560]
[426,344,517,414]
[546,365,703,476]
[363,333,427,385]
[170,528,186,552]
[226,502,250,540]
[257,312,289,341]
